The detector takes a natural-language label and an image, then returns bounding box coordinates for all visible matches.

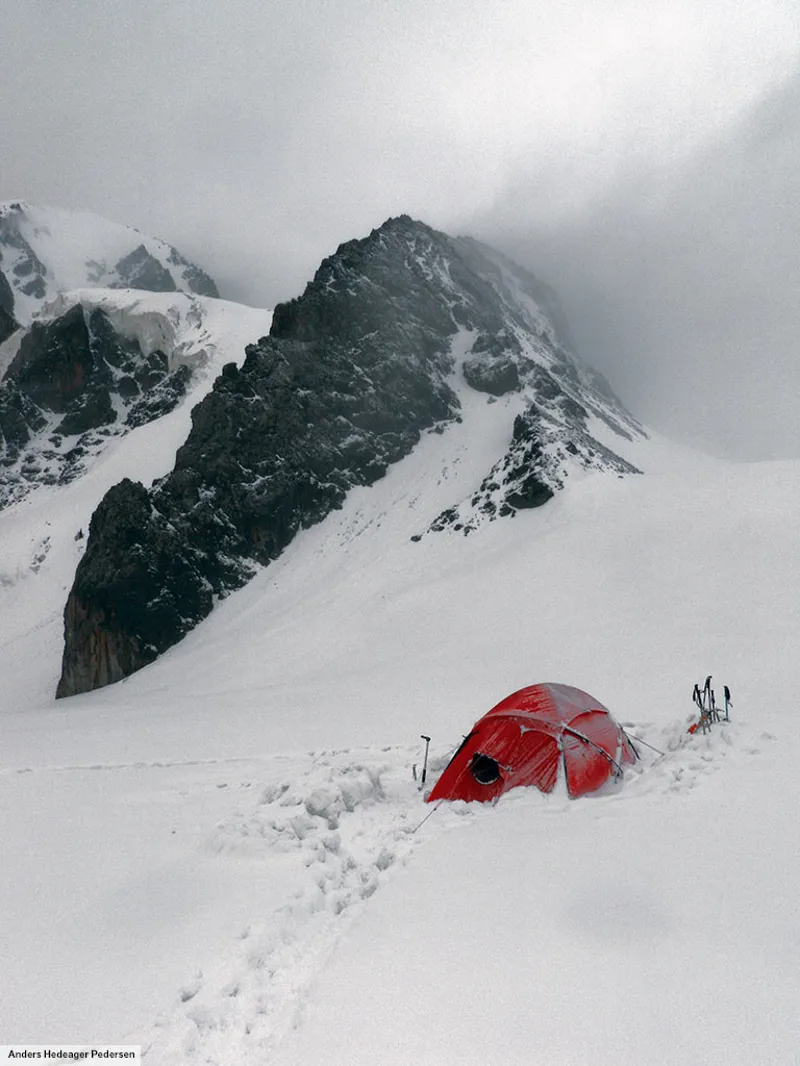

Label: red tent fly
[427,682,637,803]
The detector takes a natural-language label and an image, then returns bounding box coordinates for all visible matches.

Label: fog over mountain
[2,0,798,458]
[481,68,800,459]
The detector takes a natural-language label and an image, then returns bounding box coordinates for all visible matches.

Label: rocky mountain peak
[0,201,219,325]
[56,217,645,698]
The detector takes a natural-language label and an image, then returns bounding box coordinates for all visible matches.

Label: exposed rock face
[462,346,520,396]
[107,243,220,298]
[422,402,640,536]
[426,409,555,535]
[0,303,190,508]
[112,244,178,293]
[0,212,47,304]
[0,255,19,345]
[57,478,215,696]
[0,310,15,346]
[0,255,16,312]
[57,215,645,697]
[166,248,219,299]
[0,305,17,347]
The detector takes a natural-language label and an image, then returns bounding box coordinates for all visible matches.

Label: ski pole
[420,735,431,787]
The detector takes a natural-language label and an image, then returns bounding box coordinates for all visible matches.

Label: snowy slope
[1,325,799,1065]
[0,201,218,326]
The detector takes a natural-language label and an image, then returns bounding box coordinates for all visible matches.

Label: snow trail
[140,747,436,1063]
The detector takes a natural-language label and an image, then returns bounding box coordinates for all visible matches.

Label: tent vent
[470,753,501,785]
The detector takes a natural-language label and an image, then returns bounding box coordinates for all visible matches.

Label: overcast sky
[2,0,798,458]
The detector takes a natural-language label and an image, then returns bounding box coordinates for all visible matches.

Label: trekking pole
[420,735,431,787]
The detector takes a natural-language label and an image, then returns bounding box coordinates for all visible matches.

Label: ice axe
[420,735,431,787]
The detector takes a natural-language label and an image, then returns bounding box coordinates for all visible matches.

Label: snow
[40,288,242,373]
[17,204,157,292]
[0,329,23,380]
[0,202,212,324]
[274,735,800,1066]
[2,317,800,1062]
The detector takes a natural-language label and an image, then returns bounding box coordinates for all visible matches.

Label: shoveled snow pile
[1,329,799,1063]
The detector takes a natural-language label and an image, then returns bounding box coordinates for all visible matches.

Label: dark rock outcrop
[112,244,177,293]
[57,478,216,696]
[0,255,16,313]
[167,248,219,299]
[0,303,190,508]
[0,256,19,344]
[56,215,644,697]
[6,305,118,427]
[462,350,520,395]
[0,305,17,347]
[422,398,641,538]
[0,213,48,301]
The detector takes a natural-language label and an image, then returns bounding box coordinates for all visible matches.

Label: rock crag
[0,303,190,509]
[57,216,644,696]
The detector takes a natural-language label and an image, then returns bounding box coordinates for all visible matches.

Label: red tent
[427,683,637,803]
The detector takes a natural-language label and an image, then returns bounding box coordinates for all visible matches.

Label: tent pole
[562,726,627,777]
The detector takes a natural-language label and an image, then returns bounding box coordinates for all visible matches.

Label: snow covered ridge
[0,289,249,511]
[0,200,219,327]
[56,215,648,698]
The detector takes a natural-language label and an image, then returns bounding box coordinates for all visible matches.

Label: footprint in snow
[145,748,424,1064]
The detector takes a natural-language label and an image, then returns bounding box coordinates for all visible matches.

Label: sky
[2,0,798,458]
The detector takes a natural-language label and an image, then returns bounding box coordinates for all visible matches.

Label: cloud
[1,0,798,456]
[480,64,800,458]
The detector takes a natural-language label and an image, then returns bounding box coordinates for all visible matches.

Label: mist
[2,0,798,458]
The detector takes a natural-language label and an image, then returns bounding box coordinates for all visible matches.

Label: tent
[427,683,637,803]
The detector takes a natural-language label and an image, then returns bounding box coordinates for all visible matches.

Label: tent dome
[427,683,637,803]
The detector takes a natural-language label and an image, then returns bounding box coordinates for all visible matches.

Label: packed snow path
[141,746,426,1062]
